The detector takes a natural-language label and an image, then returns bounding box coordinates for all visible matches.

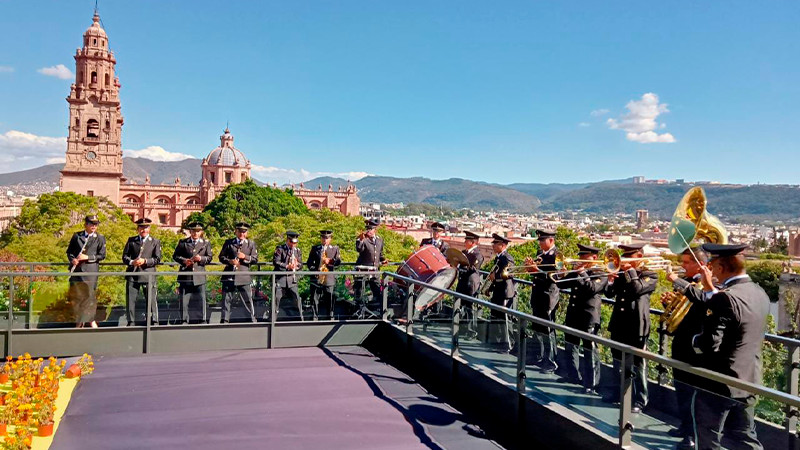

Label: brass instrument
[503,253,563,275]
[318,246,329,284]
[604,249,672,273]
[69,232,96,273]
[660,187,728,332]
[479,261,509,296]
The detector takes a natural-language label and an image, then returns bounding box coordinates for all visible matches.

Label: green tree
[199,180,309,235]
[747,261,782,302]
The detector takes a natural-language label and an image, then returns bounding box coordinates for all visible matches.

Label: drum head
[413,267,457,311]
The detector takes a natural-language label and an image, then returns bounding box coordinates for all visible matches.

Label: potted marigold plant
[36,401,55,437]
[0,405,9,436]
[2,426,33,450]
[0,360,10,384]
[65,354,94,379]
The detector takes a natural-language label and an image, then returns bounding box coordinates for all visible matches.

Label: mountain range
[2,159,799,220]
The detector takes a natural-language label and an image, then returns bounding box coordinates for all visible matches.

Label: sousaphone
[662,187,728,333]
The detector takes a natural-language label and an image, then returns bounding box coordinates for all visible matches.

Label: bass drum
[396,245,457,311]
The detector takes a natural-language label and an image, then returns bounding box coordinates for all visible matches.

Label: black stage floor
[51,347,503,450]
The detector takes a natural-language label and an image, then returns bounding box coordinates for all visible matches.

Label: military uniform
[487,234,515,349]
[172,230,213,324]
[667,273,706,438]
[273,232,304,321]
[354,221,386,308]
[604,244,657,409]
[306,232,342,320]
[559,244,607,391]
[219,225,258,323]
[456,233,484,336]
[529,230,560,370]
[692,243,768,450]
[122,223,162,325]
[66,219,107,324]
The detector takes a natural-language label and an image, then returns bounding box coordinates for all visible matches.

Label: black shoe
[667,428,687,438]
[632,404,644,414]
[677,436,695,449]
[540,362,558,374]
[583,388,599,395]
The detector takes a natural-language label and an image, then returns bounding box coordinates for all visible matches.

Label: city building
[58,12,359,229]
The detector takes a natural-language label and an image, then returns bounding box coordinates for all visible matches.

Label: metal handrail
[0,270,384,277]
[384,271,800,409]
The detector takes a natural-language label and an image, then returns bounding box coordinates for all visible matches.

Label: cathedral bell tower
[60,11,124,201]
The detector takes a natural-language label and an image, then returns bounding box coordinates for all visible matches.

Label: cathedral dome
[205,128,249,167]
[85,13,107,39]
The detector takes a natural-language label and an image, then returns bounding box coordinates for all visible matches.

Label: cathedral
[59,12,360,230]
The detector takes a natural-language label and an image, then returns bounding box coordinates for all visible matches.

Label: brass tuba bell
[662,187,728,332]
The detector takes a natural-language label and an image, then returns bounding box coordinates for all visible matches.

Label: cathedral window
[158,214,167,225]
[209,173,215,183]
[86,119,100,138]
[157,198,168,205]
[241,173,248,182]
[91,71,97,84]
[93,39,97,45]
[105,73,110,86]
[225,172,232,183]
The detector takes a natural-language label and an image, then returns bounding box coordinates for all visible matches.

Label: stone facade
[58,12,360,230]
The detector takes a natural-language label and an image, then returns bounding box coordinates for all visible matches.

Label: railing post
[786,344,800,450]
[144,273,152,354]
[516,317,527,394]
[619,351,634,448]
[406,285,414,336]
[269,274,276,349]
[7,275,14,357]
[27,265,33,329]
[381,275,389,321]
[656,320,668,385]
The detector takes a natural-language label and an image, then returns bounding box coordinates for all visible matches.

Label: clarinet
[232,240,244,272]
[290,249,298,283]
[69,232,96,273]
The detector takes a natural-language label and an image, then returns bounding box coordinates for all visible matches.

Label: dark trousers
[221,283,255,323]
[69,280,98,324]
[489,297,515,350]
[310,283,335,320]
[693,391,762,450]
[609,339,649,407]
[674,369,698,434]
[460,302,478,336]
[179,284,207,324]
[531,307,558,366]
[354,276,381,307]
[126,279,157,325]
[275,284,303,321]
[565,323,600,389]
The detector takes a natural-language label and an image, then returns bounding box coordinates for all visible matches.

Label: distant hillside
[304,176,542,212]
[505,177,635,202]
[542,183,800,220]
[0,164,63,186]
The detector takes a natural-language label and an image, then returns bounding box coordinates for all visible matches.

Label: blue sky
[1,1,798,185]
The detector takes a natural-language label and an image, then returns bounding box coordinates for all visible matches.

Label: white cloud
[251,165,371,186]
[0,130,66,172]
[606,93,676,144]
[37,64,73,80]
[46,156,66,164]
[578,122,591,127]
[590,108,610,117]
[0,66,13,73]
[123,146,195,161]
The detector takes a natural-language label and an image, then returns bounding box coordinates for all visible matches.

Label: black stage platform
[51,347,503,450]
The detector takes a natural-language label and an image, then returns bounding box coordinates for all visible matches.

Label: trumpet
[503,253,564,275]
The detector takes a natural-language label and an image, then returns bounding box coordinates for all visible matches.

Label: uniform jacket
[172,237,214,286]
[273,243,303,288]
[669,274,707,363]
[355,236,385,269]
[560,268,608,329]
[306,244,342,286]
[489,251,515,300]
[693,276,769,399]
[530,247,560,313]
[122,235,162,283]
[420,237,450,256]
[219,237,258,286]
[456,246,484,297]
[606,267,657,343]
[66,231,106,282]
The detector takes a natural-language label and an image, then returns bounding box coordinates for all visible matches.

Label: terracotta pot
[0,373,8,384]
[0,423,6,436]
[65,364,81,379]
[0,395,4,405]
[37,423,54,437]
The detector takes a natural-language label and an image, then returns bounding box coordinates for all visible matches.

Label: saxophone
[317,246,329,284]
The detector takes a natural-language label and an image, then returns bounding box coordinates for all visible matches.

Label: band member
[663,247,708,448]
[273,231,304,321]
[66,215,106,328]
[421,222,450,254]
[122,218,162,326]
[558,244,607,393]
[306,230,342,320]
[456,231,484,338]
[524,229,560,374]
[219,222,258,323]
[692,243,768,450]
[487,233,515,350]
[172,223,214,324]
[354,219,388,309]
[603,243,657,414]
